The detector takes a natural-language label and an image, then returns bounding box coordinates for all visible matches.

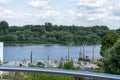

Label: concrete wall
[0,42,3,62]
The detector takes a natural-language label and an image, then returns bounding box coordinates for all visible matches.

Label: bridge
[0,66,120,80]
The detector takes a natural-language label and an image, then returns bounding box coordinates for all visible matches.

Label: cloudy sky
[0,0,120,29]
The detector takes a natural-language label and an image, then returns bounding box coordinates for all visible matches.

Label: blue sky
[0,0,120,29]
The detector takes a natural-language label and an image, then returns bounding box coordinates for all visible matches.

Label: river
[3,44,101,62]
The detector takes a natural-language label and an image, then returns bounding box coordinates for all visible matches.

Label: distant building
[0,42,3,62]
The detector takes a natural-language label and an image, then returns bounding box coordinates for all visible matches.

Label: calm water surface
[3,44,101,62]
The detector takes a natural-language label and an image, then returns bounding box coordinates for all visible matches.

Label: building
[0,42,3,62]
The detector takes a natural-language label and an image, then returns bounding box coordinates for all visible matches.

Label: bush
[102,39,120,74]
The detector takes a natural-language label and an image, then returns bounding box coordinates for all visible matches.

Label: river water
[3,44,101,62]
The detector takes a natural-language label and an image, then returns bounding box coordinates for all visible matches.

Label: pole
[83,44,85,58]
[79,46,82,59]
[92,45,95,61]
[30,51,32,64]
[48,54,49,66]
[68,45,70,61]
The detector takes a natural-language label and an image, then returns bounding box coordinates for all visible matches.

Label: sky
[0,0,120,29]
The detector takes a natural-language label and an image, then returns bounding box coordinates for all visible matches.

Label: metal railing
[0,66,120,80]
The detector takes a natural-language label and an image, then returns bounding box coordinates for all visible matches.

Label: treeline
[0,21,119,45]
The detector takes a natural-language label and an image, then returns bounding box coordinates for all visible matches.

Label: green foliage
[58,61,64,68]
[63,61,74,70]
[0,21,9,29]
[7,72,26,80]
[36,62,45,68]
[3,35,18,41]
[58,61,78,70]
[0,21,117,45]
[102,39,120,74]
[116,28,120,34]
[19,63,23,66]
[26,73,75,80]
[45,22,53,31]
[0,21,9,34]
[100,34,120,56]
[18,34,25,41]
[92,68,103,73]
[2,72,97,80]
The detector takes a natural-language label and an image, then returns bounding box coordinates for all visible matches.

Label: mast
[30,51,32,64]
[83,44,85,58]
[68,45,70,61]
[79,46,82,59]
[92,45,95,61]
[48,54,49,65]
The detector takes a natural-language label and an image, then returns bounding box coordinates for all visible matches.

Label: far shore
[3,41,100,46]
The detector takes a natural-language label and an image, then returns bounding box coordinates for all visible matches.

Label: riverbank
[2,59,99,71]
[3,41,100,46]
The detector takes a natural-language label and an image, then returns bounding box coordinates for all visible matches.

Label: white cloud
[67,9,75,16]
[0,6,62,25]
[68,0,108,21]
[0,0,120,29]
[0,0,13,4]
[0,7,33,19]
[35,9,61,19]
[77,0,106,8]
[28,0,51,9]
[0,7,14,18]
[29,0,48,7]
[67,0,120,29]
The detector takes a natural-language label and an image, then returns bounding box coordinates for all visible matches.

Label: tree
[100,34,120,56]
[0,21,116,45]
[3,35,18,41]
[0,21,9,33]
[45,22,53,31]
[18,34,25,41]
[102,38,120,74]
